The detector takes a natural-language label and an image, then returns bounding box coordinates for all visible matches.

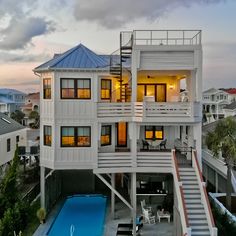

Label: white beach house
[34,30,217,236]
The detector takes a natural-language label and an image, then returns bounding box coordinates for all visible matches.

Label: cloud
[74,0,226,28]
[0,51,51,63]
[0,0,57,50]
[0,17,56,50]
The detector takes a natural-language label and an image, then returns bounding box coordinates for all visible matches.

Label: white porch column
[111,173,115,219]
[40,166,45,209]
[187,126,194,160]
[131,173,137,236]
[129,122,137,167]
[193,123,202,169]
[131,50,140,102]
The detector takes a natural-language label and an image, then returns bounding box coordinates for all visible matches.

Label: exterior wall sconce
[169,84,174,90]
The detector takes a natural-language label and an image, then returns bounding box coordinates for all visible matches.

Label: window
[145,126,163,140]
[44,126,52,146]
[101,125,111,146]
[77,79,91,99]
[61,79,75,98]
[43,78,51,99]
[61,79,91,99]
[61,127,91,147]
[7,138,10,152]
[101,79,111,100]
[16,135,19,143]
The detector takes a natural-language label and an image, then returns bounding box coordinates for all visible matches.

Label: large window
[101,79,111,100]
[43,78,51,99]
[101,125,111,146]
[7,138,10,152]
[145,126,164,140]
[61,78,91,99]
[44,126,52,146]
[61,127,91,147]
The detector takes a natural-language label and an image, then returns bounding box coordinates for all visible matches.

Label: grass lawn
[22,200,40,236]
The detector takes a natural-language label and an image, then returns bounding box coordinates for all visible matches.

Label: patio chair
[160,139,167,150]
[142,139,149,150]
[143,208,156,224]
[140,199,152,213]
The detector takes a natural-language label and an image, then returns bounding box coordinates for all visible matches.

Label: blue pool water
[47,195,107,236]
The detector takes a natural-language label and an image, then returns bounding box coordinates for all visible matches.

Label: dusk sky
[0,0,235,93]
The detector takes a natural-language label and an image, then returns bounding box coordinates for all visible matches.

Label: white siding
[0,129,27,166]
[140,51,194,70]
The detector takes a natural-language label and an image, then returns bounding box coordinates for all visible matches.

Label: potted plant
[36,207,46,224]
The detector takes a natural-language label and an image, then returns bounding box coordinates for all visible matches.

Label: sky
[0,0,235,93]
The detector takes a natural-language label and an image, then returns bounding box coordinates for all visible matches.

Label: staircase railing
[192,150,218,236]
[172,150,191,236]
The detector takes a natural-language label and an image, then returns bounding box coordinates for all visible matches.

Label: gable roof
[0,113,25,135]
[34,44,109,72]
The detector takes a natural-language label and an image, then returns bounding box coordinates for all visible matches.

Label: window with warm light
[61,78,91,99]
[44,126,52,146]
[61,126,91,147]
[43,78,51,99]
[77,79,91,99]
[145,126,164,140]
[101,79,111,100]
[61,79,75,98]
[101,125,111,146]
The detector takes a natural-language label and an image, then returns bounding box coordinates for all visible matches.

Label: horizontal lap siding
[140,51,194,70]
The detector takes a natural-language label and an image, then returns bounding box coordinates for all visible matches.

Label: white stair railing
[192,150,217,236]
[172,150,191,236]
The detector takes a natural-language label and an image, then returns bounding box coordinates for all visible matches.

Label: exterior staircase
[110,32,132,102]
[179,167,210,236]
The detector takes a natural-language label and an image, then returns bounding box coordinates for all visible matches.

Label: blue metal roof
[34,44,110,71]
[0,88,25,95]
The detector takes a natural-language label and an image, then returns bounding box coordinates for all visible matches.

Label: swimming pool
[47,195,107,236]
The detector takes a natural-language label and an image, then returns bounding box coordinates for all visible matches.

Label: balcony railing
[132,30,201,46]
[97,102,201,119]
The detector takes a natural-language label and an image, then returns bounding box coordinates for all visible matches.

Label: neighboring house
[202,88,233,123]
[21,92,40,126]
[223,102,236,118]
[0,112,27,174]
[0,88,26,115]
[34,30,216,235]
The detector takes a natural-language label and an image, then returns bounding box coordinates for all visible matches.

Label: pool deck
[33,199,173,236]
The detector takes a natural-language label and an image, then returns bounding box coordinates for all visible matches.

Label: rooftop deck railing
[121,30,201,46]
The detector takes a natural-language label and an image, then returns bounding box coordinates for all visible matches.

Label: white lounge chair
[143,208,156,224]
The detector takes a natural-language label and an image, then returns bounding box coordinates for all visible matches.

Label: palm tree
[206,116,236,211]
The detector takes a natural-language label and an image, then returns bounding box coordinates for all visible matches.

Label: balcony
[97,101,201,123]
[95,151,172,173]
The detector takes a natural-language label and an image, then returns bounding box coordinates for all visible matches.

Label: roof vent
[1,117,11,124]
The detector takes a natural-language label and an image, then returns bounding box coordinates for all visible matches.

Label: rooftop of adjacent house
[0,96,15,104]
[203,88,228,95]
[224,101,236,110]
[26,92,40,100]
[0,88,26,95]
[34,44,110,72]
[0,112,25,135]
[223,88,236,95]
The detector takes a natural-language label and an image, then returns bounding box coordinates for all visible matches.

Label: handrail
[172,150,190,235]
[192,150,217,236]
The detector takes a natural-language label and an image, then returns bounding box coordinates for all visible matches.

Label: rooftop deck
[120,30,202,47]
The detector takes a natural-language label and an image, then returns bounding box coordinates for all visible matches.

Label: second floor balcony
[97,101,201,123]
